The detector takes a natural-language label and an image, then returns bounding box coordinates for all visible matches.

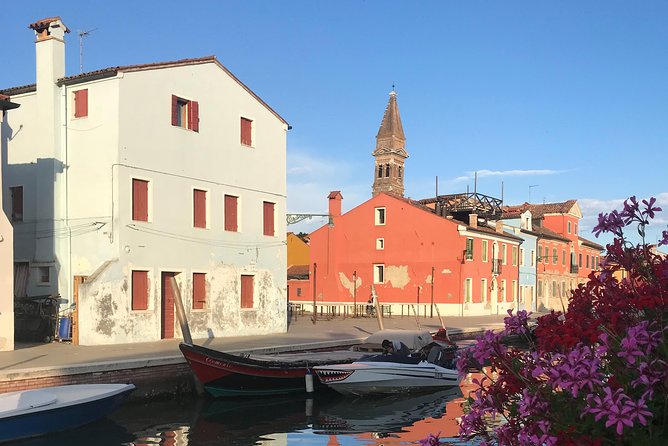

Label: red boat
[179,329,441,397]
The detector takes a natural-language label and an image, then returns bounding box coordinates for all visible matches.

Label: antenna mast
[78,28,97,73]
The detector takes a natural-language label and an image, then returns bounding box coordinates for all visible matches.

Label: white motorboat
[313,353,461,396]
[0,383,135,443]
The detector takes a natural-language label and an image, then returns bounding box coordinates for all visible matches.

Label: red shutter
[241,118,252,146]
[263,201,274,236]
[132,179,149,222]
[132,271,148,310]
[189,100,199,132]
[241,275,254,308]
[225,195,238,232]
[74,89,88,118]
[194,189,207,228]
[11,186,23,222]
[193,273,206,309]
[171,95,179,126]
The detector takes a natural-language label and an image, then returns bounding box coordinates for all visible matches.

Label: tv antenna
[78,28,98,73]
[528,184,539,203]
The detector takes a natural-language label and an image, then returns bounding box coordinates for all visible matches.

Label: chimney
[30,17,68,155]
[328,191,343,218]
[468,213,478,228]
[496,220,504,233]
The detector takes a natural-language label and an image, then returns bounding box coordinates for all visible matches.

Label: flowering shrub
[454,197,668,445]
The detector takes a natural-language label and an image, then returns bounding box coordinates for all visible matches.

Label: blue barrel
[58,316,72,340]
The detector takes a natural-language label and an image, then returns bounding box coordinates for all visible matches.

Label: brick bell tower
[372,90,408,197]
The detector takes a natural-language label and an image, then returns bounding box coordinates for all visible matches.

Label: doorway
[161,272,178,339]
[72,275,88,345]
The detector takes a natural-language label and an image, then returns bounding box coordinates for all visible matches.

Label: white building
[1,17,289,345]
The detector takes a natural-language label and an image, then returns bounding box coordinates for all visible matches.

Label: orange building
[303,92,521,316]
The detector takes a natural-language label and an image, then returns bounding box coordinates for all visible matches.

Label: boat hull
[179,343,364,397]
[0,384,135,443]
[314,361,461,396]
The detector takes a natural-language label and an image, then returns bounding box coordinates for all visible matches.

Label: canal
[14,375,480,446]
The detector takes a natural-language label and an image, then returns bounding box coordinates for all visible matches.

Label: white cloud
[453,169,563,182]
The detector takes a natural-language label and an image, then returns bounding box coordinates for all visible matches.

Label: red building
[300,92,521,316]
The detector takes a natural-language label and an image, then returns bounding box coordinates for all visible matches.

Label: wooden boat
[0,383,135,443]
[179,329,438,397]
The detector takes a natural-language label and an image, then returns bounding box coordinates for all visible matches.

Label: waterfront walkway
[0,313,513,396]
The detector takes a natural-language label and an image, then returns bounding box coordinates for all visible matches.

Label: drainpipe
[430,266,434,318]
[311,262,317,324]
[60,84,72,307]
[352,270,357,317]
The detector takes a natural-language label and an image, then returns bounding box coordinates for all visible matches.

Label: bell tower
[372,91,408,197]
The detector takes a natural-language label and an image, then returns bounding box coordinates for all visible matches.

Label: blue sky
[3,1,667,247]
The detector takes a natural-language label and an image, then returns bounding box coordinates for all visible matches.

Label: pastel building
[307,92,522,316]
[1,17,289,345]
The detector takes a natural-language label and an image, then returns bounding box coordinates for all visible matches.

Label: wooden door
[72,275,88,345]
[161,272,177,339]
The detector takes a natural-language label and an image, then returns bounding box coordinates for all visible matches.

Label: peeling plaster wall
[385,265,409,289]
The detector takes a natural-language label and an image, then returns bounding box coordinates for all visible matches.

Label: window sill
[130,309,152,314]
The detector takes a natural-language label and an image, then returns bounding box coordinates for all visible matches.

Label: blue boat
[0,383,135,443]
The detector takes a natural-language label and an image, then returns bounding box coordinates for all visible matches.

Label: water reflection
[12,375,481,446]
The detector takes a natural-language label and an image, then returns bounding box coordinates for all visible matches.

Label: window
[579,253,583,267]
[10,186,23,222]
[482,240,488,262]
[374,264,385,284]
[37,266,50,285]
[376,238,384,250]
[575,224,578,234]
[193,189,207,228]
[465,238,474,260]
[73,89,88,118]
[501,279,507,301]
[586,255,590,268]
[530,249,535,267]
[562,249,566,266]
[552,248,557,264]
[263,201,275,236]
[512,280,517,301]
[296,287,302,297]
[375,207,386,225]
[224,195,238,232]
[562,281,567,297]
[377,165,383,178]
[132,179,149,222]
[567,221,571,233]
[543,246,548,264]
[595,257,599,269]
[465,278,472,303]
[241,117,253,146]
[241,275,254,308]
[552,281,557,297]
[537,280,542,297]
[520,248,525,267]
[171,95,199,132]
[481,279,487,302]
[398,166,402,178]
[385,163,390,177]
[502,244,507,265]
[132,270,148,311]
[193,273,206,310]
[512,246,518,266]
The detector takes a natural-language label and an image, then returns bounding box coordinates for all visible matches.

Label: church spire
[372,91,408,197]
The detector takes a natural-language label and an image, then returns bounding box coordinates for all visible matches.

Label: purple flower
[503,309,531,335]
[419,432,441,446]
[470,330,507,366]
[585,387,646,435]
[548,345,603,397]
[659,229,668,247]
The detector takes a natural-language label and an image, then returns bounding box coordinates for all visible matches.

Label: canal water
[15,376,480,446]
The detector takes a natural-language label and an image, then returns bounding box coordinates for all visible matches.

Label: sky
[2,1,667,248]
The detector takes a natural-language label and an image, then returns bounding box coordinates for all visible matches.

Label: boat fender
[305,368,314,393]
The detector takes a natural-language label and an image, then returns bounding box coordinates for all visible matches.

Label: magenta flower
[419,432,441,446]
[503,309,531,335]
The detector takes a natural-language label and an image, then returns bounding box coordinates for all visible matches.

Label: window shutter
[193,273,206,309]
[263,201,274,236]
[225,195,238,232]
[74,89,88,118]
[241,118,252,146]
[11,186,23,222]
[194,189,207,228]
[241,275,254,308]
[132,271,148,310]
[189,100,199,132]
[171,95,179,126]
[132,179,149,222]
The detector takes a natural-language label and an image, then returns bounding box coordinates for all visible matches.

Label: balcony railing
[492,258,502,275]
[570,264,579,274]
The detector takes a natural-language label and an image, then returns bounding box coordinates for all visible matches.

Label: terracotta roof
[28,17,70,33]
[579,236,604,251]
[532,225,571,243]
[287,265,309,279]
[502,200,577,219]
[0,56,288,125]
